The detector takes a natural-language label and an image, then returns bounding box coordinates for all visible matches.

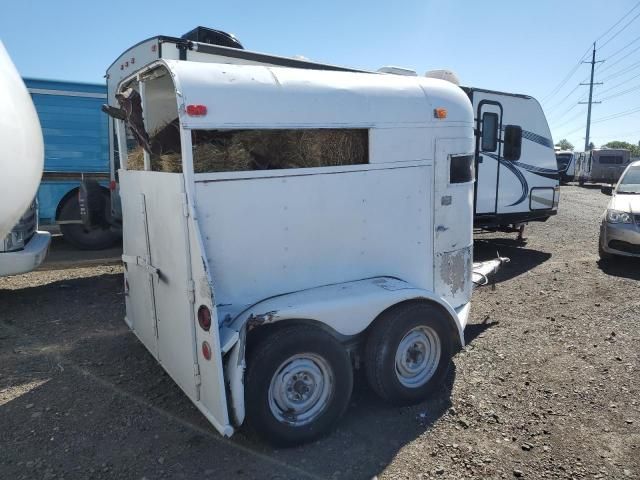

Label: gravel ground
[0,185,638,480]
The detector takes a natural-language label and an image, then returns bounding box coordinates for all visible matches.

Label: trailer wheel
[59,190,119,250]
[365,302,453,405]
[245,324,353,446]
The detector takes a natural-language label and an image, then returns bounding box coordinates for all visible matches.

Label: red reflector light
[433,108,447,119]
[202,341,212,360]
[109,180,117,191]
[197,305,212,331]
[186,104,207,116]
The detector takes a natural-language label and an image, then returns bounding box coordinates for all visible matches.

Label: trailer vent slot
[450,154,475,184]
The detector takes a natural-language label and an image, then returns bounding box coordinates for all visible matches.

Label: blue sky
[2,0,639,150]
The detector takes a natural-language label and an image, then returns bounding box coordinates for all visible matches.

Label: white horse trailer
[109,58,478,445]
[461,88,560,232]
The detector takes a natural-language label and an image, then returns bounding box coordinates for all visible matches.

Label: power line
[599,7,640,49]
[545,83,583,114]
[595,1,640,44]
[598,70,640,96]
[598,43,640,74]
[600,59,640,82]
[600,83,640,101]
[544,3,640,105]
[542,46,592,102]
[590,128,640,138]
[554,105,640,138]
[600,34,640,61]
[594,105,640,122]
[550,107,587,130]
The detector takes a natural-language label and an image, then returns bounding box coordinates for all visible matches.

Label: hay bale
[125,125,368,173]
[193,140,253,173]
[127,147,145,171]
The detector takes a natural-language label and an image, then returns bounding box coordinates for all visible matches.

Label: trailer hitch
[472,254,509,289]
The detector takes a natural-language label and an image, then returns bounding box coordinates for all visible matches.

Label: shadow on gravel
[474,238,552,284]
[464,317,499,345]
[597,257,640,281]
[0,270,458,479]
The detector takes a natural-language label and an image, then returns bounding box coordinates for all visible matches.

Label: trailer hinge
[193,362,201,400]
[121,254,159,277]
[187,280,196,304]
[181,193,189,218]
[193,363,201,386]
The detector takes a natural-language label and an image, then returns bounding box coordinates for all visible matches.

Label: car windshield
[617,165,640,194]
[556,154,572,166]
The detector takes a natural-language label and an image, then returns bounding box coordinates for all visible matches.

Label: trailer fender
[232,276,466,344]
[226,276,466,427]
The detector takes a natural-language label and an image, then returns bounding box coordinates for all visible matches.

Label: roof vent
[181,27,244,50]
[377,66,417,76]
[425,69,460,85]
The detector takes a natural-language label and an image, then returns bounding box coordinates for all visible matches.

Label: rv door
[475,102,502,215]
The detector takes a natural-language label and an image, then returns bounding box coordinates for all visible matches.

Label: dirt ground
[0,185,638,480]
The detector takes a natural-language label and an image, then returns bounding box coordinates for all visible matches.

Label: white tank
[0,42,44,238]
[425,69,460,86]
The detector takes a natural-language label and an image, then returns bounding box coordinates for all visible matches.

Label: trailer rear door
[120,171,230,435]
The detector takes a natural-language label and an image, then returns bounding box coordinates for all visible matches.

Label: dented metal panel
[194,165,433,314]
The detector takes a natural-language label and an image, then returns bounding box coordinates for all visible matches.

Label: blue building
[25,78,118,249]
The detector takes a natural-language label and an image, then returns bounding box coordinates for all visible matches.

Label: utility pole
[579,42,603,151]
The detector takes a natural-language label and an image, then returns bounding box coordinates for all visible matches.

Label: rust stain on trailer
[247,310,280,328]
[439,249,468,295]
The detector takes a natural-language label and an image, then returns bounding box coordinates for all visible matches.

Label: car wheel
[245,324,353,447]
[365,302,453,405]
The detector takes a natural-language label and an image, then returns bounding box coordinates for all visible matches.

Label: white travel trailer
[108,57,479,445]
[575,148,632,185]
[555,150,577,183]
[460,87,560,232]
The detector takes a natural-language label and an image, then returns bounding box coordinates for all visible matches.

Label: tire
[245,324,353,447]
[59,190,119,250]
[365,302,453,405]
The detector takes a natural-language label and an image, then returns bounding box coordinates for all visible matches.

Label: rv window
[481,112,498,152]
[503,125,522,161]
[127,125,369,173]
[598,155,623,164]
[450,154,475,183]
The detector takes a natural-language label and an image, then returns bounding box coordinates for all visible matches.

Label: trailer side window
[503,125,522,161]
[450,154,475,183]
[128,127,369,173]
[599,155,623,164]
[481,113,498,152]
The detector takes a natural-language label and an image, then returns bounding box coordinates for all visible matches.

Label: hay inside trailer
[127,120,369,173]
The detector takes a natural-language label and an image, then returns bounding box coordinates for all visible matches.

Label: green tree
[555,139,574,150]
[603,141,640,157]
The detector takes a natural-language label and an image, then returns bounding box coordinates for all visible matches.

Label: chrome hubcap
[268,354,334,426]
[395,326,441,388]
